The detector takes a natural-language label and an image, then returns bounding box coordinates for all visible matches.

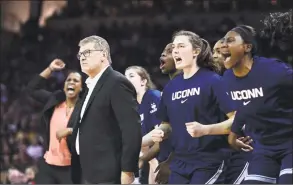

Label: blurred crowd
[1,0,292,183]
[55,0,292,18]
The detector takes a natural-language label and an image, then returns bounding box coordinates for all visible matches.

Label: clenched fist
[49,59,66,72]
[185,121,209,137]
[151,129,165,143]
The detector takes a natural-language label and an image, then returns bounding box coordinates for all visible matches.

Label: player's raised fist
[49,59,66,71]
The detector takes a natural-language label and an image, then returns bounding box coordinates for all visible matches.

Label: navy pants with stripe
[220,151,250,184]
[168,158,225,184]
[244,152,292,184]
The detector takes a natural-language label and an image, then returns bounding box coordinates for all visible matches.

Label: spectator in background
[1,84,8,105]
[7,166,37,184]
[25,166,37,184]
[8,168,28,184]
[26,135,43,161]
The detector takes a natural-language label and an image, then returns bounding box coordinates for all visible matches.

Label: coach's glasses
[77,49,103,60]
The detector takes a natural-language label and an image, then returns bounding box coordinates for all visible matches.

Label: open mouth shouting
[66,85,76,96]
[222,51,231,65]
[160,58,166,69]
[174,56,183,65]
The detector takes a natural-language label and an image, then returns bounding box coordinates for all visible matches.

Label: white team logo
[243,101,251,106]
[150,103,157,114]
[230,87,263,100]
[230,87,263,107]
[172,88,200,101]
[181,99,188,104]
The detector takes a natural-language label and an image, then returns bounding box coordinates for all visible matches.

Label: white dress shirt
[76,66,109,155]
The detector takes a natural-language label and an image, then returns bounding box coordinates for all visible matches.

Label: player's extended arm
[140,142,160,162]
[205,111,236,135]
[186,111,236,137]
[142,131,155,147]
[228,131,238,147]
[141,122,171,147]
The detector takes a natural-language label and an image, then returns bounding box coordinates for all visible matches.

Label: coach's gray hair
[79,35,112,63]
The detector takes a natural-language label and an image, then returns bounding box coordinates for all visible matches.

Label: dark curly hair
[260,9,293,47]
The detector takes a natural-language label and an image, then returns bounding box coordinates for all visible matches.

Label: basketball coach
[67,35,142,184]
